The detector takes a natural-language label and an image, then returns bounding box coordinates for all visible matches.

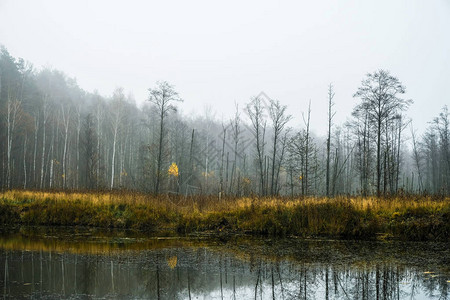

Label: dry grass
[1,190,449,240]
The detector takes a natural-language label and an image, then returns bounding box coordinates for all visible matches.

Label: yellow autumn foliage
[168,162,179,177]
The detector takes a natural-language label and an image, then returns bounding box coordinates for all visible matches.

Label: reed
[1,190,448,241]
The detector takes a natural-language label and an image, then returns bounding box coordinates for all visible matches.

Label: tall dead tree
[302,101,312,196]
[219,124,226,198]
[326,84,335,197]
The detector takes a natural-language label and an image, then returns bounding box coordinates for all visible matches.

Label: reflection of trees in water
[0,248,448,299]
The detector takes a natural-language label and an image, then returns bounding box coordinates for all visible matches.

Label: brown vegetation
[1,190,449,241]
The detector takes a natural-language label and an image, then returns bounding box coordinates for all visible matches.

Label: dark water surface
[0,227,448,299]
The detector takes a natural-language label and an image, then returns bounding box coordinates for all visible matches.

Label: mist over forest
[0,47,449,196]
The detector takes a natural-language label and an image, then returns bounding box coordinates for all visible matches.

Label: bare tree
[353,70,412,196]
[268,99,292,195]
[288,112,316,197]
[147,81,182,194]
[326,84,335,196]
[219,124,226,198]
[302,101,312,196]
[229,103,242,195]
[247,96,267,195]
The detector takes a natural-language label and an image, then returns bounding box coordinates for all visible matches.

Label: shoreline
[1,190,449,242]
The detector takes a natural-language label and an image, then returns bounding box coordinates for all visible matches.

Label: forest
[1,46,449,197]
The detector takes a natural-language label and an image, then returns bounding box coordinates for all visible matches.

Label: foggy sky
[1,0,449,136]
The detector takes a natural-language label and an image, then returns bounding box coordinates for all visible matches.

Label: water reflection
[0,229,448,299]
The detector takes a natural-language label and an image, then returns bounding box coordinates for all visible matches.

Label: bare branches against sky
[1,0,449,134]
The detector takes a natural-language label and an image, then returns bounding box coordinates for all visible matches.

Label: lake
[0,227,448,299]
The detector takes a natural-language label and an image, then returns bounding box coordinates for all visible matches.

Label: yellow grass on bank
[1,190,449,240]
[2,189,448,211]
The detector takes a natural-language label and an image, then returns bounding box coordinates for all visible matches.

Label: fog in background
[1,0,449,134]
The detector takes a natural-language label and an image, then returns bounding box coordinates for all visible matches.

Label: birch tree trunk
[6,98,22,188]
[23,134,27,189]
[110,126,118,190]
[61,104,71,189]
[326,84,335,196]
[40,97,50,189]
[33,113,39,187]
[76,105,81,189]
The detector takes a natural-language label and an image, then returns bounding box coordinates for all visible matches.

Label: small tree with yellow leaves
[168,162,179,177]
[168,162,179,192]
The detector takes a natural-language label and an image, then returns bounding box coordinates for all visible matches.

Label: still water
[0,227,448,299]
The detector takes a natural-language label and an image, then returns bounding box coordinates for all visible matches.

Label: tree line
[1,47,449,196]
